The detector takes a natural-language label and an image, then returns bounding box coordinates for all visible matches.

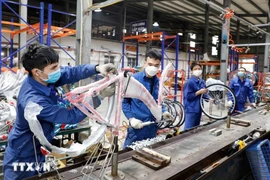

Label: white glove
[227,100,233,107]
[96,63,117,76]
[99,83,116,99]
[162,111,174,121]
[252,103,256,107]
[130,118,143,129]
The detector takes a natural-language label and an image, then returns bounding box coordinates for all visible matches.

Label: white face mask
[193,70,202,77]
[145,66,159,77]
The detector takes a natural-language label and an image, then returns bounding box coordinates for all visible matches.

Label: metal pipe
[10,18,14,68]
[122,41,125,68]
[161,31,165,70]
[229,42,270,47]
[51,9,76,17]
[111,135,119,176]
[51,38,75,61]
[47,4,52,46]
[136,40,139,66]
[220,0,231,83]
[198,0,270,37]
[251,23,270,27]
[51,19,76,37]
[39,2,44,44]
[226,110,231,129]
[0,0,2,74]
[1,36,39,62]
[203,1,210,54]
[174,34,179,101]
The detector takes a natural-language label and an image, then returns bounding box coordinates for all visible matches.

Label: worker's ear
[32,68,41,77]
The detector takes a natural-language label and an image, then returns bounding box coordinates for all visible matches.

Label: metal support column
[174,35,180,101]
[161,31,165,70]
[122,41,125,68]
[47,4,52,46]
[236,20,240,44]
[39,2,44,44]
[76,0,93,85]
[146,0,153,51]
[264,0,270,73]
[0,0,2,73]
[136,40,139,66]
[203,1,210,54]
[10,18,14,68]
[19,0,28,61]
[220,0,231,83]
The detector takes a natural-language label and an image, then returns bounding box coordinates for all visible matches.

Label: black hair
[239,67,246,72]
[190,61,202,70]
[21,43,59,76]
[145,49,162,61]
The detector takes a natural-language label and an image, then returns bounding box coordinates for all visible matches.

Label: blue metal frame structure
[122,32,180,101]
[0,0,44,73]
[46,4,76,61]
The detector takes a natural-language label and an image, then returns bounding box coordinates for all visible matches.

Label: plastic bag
[24,101,107,157]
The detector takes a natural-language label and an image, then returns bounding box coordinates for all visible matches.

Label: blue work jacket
[122,70,159,122]
[6,64,97,158]
[230,77,254,111]
[183,76,206,113]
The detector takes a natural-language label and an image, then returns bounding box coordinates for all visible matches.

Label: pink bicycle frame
[65,63,173,135]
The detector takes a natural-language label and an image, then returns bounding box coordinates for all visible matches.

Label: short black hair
[145,49,162,61]
[190,61,202,70]
[21,43,59,76]
[239,67,246,72]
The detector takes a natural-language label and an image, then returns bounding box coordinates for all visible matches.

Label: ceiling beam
[246,0,266,15]
[230,1,264,24]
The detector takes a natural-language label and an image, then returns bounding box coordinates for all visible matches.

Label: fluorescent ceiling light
[94,8,102,12]
[153,22,159,27]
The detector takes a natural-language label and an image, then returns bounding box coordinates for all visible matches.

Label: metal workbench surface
[116,106,269,180]
[27,106,270,180]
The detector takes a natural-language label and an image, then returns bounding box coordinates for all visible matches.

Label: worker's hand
[96,63,118,76]
[130,118,143,129]
[99,83,116,99]
[162,111,174,122]
[198,88,208,95]
[251,103,256,108]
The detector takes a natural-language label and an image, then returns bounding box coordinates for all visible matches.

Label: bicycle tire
[200,83,236,120]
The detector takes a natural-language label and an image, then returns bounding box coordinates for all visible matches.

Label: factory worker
[183,62,208,130]
[3,43,117,180]
[122,49,173,148]
[229,67,255,112]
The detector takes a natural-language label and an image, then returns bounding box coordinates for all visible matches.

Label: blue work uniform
[3,65,97,180]
[230,77,254,112]
[122,70,159,148]
[183,76,206,130]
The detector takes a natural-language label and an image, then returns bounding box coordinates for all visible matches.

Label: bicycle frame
[66,63,173,135]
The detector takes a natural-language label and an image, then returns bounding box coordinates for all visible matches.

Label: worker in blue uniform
[229,67,255,112]
[3,43,117,180]
[183,62,208,130]
[122,50,173,148]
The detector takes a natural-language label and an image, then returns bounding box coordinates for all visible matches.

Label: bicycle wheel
[158,100,185,128]
[168,101,185,127]
[200,83,236,120]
